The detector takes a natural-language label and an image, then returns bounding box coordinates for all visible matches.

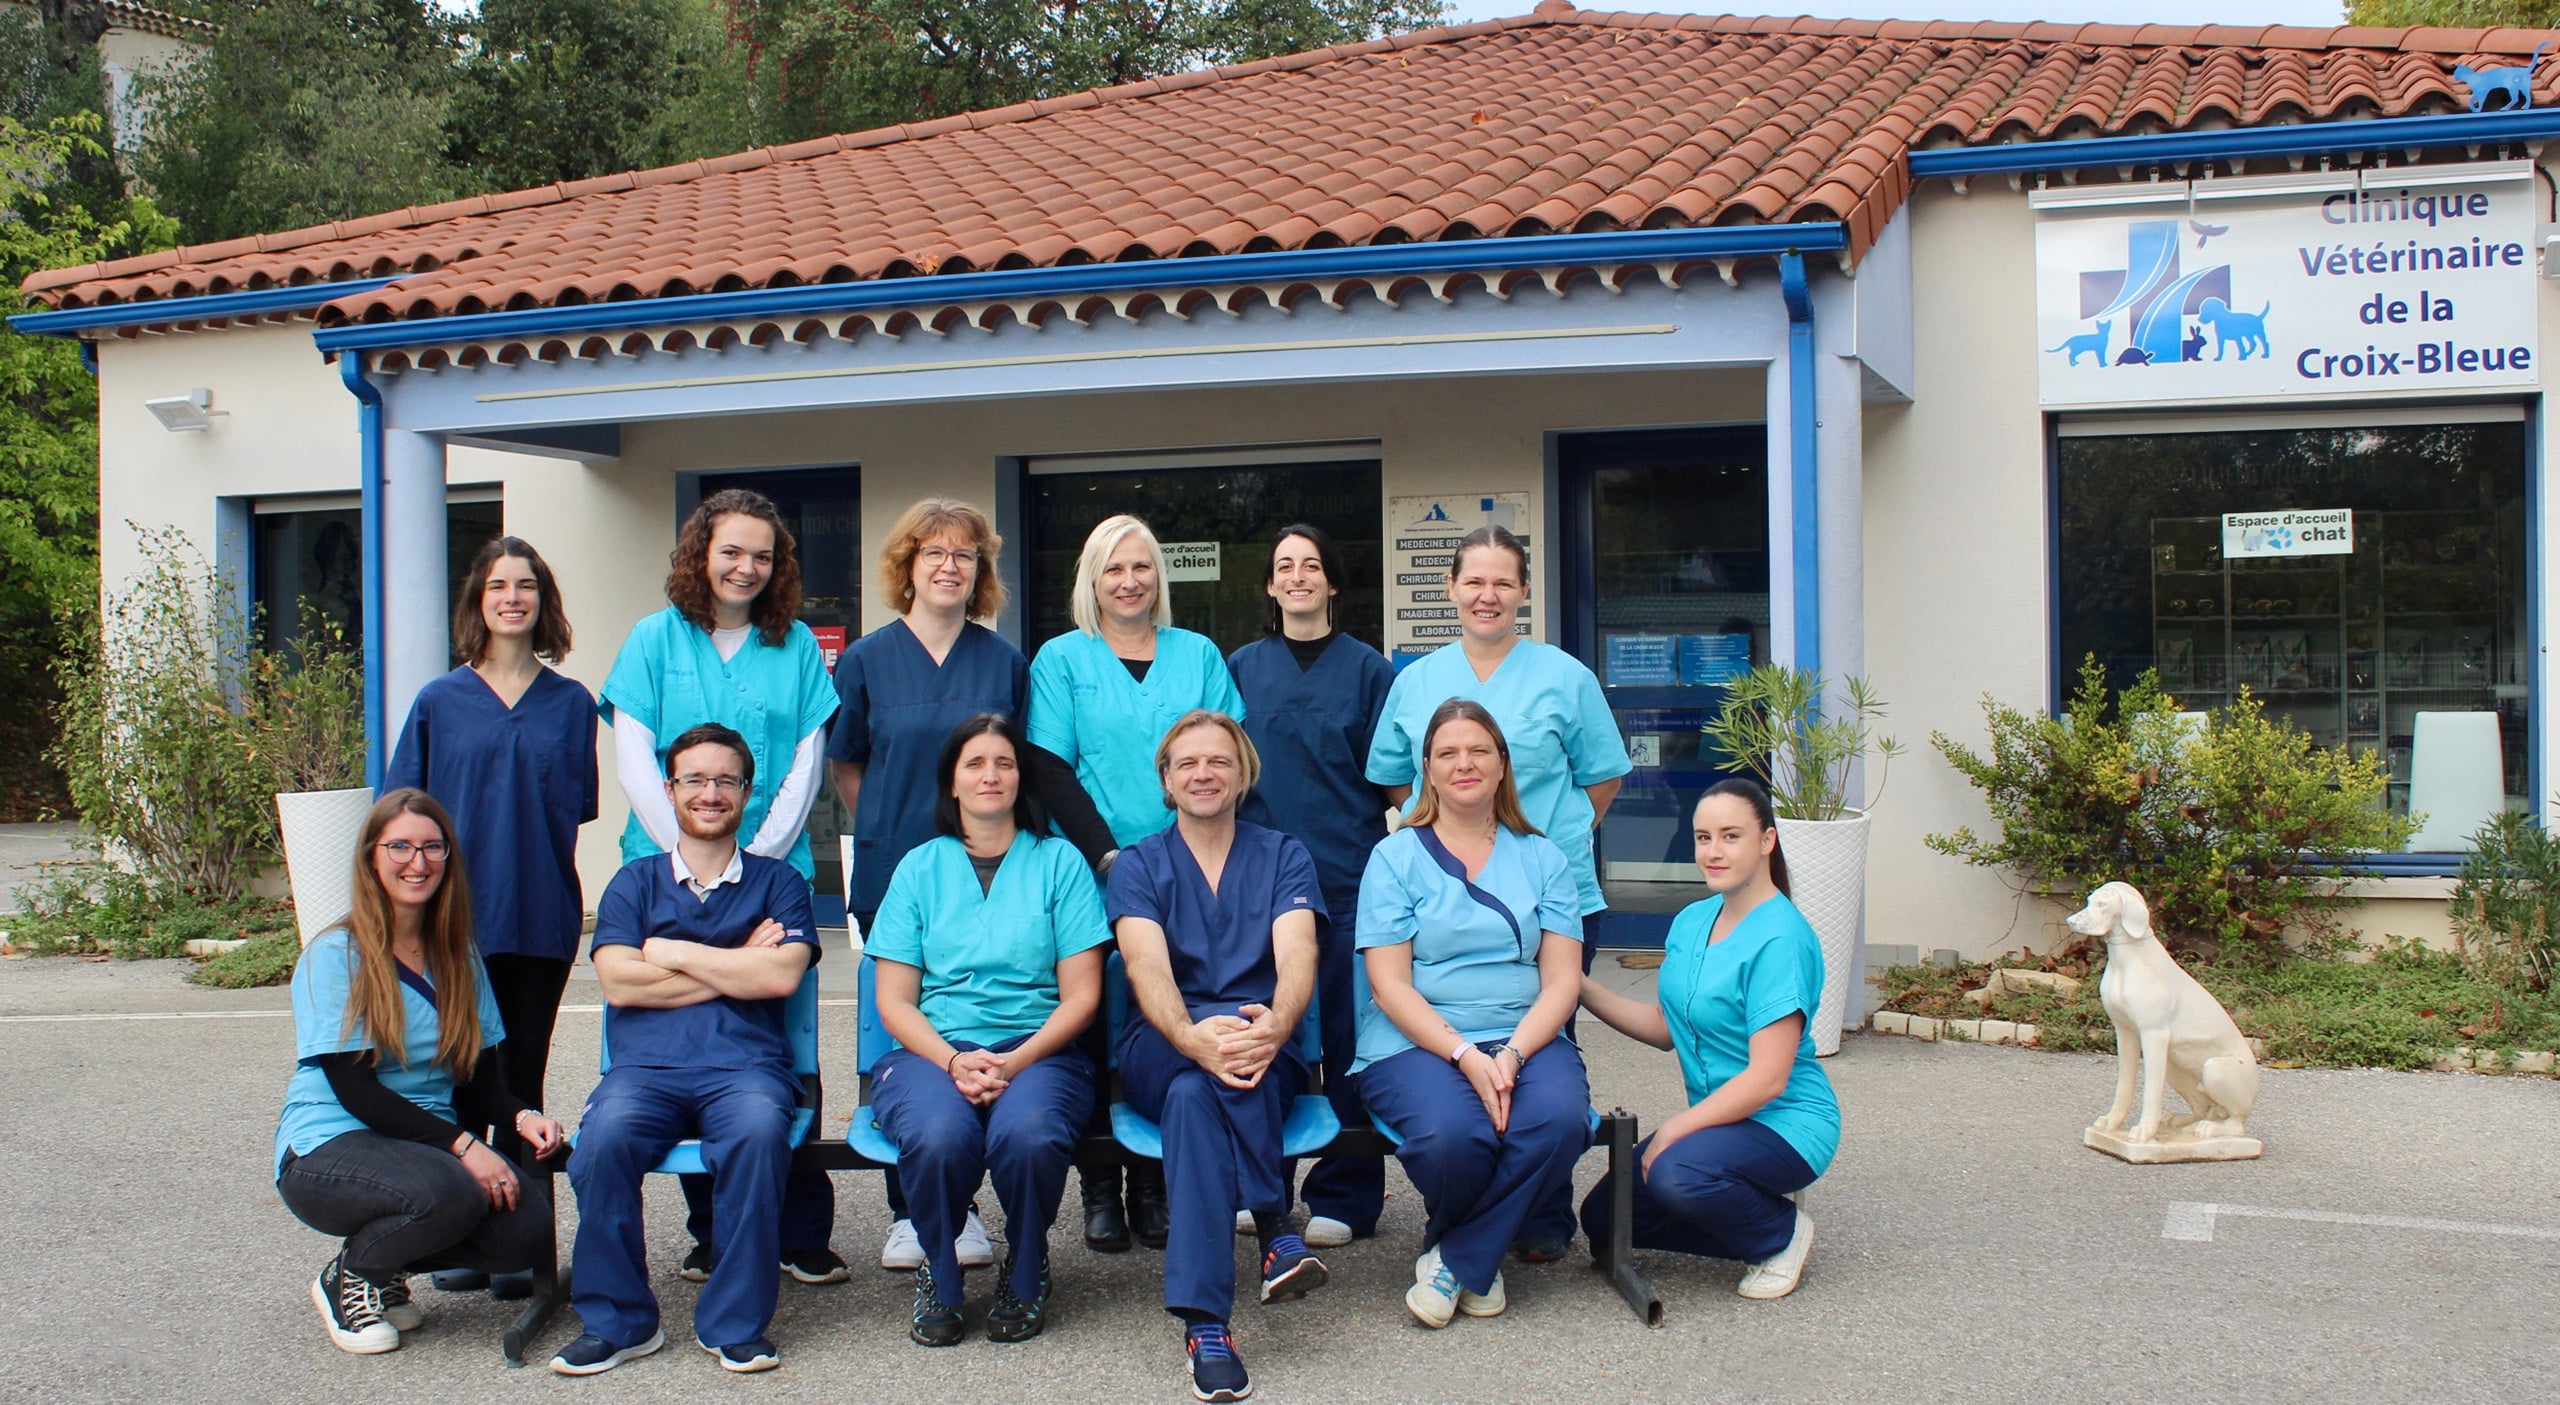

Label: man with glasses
[553,723,820,1376]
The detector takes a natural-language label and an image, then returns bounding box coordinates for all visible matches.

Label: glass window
[253,499,503,663]
[2056,421,2529,844]
[1026,460,1383,655]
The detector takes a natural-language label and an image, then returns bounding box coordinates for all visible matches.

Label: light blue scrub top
[1351,825,1582,1073]
[1366,640,1631,914]
[274,929,506,1175]
[600,606,839,879]
[1657,893,1840,1177]
[1027,626,1245,847]
[865,832,1113,1048]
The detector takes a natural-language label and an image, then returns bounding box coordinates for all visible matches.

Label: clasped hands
[944,1048,1012,1106]
[1181,1003,1288,1089]
[1455,1044,1522,1134]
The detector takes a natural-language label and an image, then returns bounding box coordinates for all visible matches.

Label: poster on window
[1386,493,1532,667]
[2034,162,2538,408]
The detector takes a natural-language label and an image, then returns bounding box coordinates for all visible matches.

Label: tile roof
[25,6,2560,326]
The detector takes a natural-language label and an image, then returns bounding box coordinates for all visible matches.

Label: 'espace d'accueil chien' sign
[2033,161,2538,408]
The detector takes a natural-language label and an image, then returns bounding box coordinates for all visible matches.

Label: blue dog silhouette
[2454,43,2547,112]
[2197,299,2271,361]
[2048,319,2111,367]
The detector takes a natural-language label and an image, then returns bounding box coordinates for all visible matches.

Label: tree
[2344,1,2560,25]
[447,0,734,190]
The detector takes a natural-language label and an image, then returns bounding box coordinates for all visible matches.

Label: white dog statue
[2067,882,2263,1163]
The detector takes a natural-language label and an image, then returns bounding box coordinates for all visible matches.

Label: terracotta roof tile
[27,8,2560,322]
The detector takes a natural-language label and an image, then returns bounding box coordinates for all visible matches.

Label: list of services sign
[2033,163,2537,408]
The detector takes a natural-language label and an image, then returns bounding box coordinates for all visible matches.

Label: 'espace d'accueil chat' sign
[2033,161,2538,408]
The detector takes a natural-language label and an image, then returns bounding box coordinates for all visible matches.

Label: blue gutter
[7,276,403,337]
[1778,251,1818,680]
[337,354,387,789]
[312,223,1850,354]
[1910,107,2560,179]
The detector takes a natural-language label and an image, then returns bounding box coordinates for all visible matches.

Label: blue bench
[1102,952,1343,1159]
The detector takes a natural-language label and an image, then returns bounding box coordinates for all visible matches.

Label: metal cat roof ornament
[2453,43,2546,113]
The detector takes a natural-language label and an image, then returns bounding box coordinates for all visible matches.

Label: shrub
[1928,656,2413,957]
[190,925,304,989]
[2450,809,2560,994]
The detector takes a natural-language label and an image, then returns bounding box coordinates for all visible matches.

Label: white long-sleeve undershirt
[613,716,825,860]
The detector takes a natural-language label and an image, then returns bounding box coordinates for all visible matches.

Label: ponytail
[1702,776,1790,897]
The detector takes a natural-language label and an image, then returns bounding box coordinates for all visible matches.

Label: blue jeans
[278,1131,550,1282]
[1119,1017,1307,1322]
[569,1062,797,1349]
[872,1037,1095,1304]
[1579,1119,1815,1264]
[1359,1041,1590,1294]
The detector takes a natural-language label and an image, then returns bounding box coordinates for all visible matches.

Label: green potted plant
[1703,666,1900,1054]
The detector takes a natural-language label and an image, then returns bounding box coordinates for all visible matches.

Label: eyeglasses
[377,840,450,863]
[916,546,980,567]
[671,774,748,795]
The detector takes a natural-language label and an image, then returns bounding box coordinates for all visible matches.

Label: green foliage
[1700,665,1900,821]
[447,0,722,190]
[2450,808,2560,994]
[6,853,296,961]
[190,923,305,988]
[2345,1,2560,27]
[1928,656,2415,955]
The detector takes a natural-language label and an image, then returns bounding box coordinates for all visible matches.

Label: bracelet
[946,1050,964,1074]
[1447,1037,1473,1064]
[453,1131,477,1157]
[1494,1042,1525,1062]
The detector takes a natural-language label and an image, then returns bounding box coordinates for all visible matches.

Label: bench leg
[1594,1110,1663,1326]
[503,1161,570,1365]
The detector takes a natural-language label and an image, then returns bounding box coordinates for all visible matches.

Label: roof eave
[1911,105,2560,178]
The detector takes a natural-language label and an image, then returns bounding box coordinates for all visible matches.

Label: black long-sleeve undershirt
[1024,740,1118,869]
[315,1044,529,1151]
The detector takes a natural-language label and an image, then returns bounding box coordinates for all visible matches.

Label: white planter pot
[276,787,376,946]
[1776,810,1869,1057]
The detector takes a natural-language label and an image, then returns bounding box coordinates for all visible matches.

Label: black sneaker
[780,1246,849,1284]
[1128,1166,1171,1250]
[1084,1165,1132,1252]
[678,1241,713,1283]
[910,1263,966,1347]
[549,1328,665,1376]
[430,1267,489,1292]
[311,1255,400,1355]
[1185,1322,1251,1402]
[377,1273,423,1331]
[987,1253,1050,1343]
[1258,1233,1327,1303]
[699,1335,781,1373]
[1511,1234,1570,1264]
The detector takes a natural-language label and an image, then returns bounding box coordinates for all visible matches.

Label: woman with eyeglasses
[1355,700,1589,1329]
[383,536,596,1297]
[275,789,568,1355]
[600,487,845,1284]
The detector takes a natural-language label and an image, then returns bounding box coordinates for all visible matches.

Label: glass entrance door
[1559,427,1770,945]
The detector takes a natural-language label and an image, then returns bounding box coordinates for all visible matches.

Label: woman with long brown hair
[274,789,567,1354]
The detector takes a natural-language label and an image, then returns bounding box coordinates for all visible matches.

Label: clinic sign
[2034,162,2538,408]
[2223,508,2352,559]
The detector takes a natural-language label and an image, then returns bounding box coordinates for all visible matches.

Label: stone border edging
[1865,1011,2556,1075]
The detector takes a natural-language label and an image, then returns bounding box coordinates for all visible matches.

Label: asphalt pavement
[2,947,2555,1404]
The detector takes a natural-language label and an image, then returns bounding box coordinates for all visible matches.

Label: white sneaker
[957,1209,996,1269]
[1235,1209,1257,1233]
[1458,1272,1506,1318]
[1737,1209,1815,1300]
[1414,1242,1441,1285]
[881,1218,926,1271]
[1303,1215,1354,1248]
[1405,1250,1460,1329]
[377,1273,424,1331]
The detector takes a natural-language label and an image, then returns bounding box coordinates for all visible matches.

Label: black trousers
[277,1131,550,1281]
[481,953,574,1116]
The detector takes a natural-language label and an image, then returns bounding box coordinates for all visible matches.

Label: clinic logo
[2048,219,2266,368]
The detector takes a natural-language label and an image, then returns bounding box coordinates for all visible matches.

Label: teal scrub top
[1026,626,1246,847]
[1657,893,1841,1177]
[1351,824,1582,1073]
[274,929,506,1175]
[1365,640,1632,915]
[864,832,1114,1048]
[600,606,839,879]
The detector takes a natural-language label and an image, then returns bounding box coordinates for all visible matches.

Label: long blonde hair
[1405,698,1540,836]
[337,789,484,1076]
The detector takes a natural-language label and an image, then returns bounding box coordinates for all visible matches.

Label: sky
[1440,1,2354,25]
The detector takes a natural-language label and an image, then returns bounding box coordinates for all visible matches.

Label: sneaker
[700,1336,781,1373]
[1302,1215,1355,1248]
[1234,1209,1257,1233]
[910,1263,966,1347]
[1185,1322,1252,1402]
[1737,1209,1815,1301]
[1510,1234,1570,1264]
[882,1218,927,1271]
[987,1252,1050,1343]
[377,1273,424,1332]
[550,1328,665,1375]
[430,1267,489,1293]
[957,1209,997,1269]
[678,1241,713,1283]
[311,1256,401,1355]
[1404,1251,1460,1329]
[1257,1233,1327,1304]
[1458,1272,1507,1318]
[781,1246,850,1284]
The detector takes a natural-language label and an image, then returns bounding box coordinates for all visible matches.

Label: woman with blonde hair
[274,789,566,1354]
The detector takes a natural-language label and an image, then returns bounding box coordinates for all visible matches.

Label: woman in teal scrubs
[868,712,1109,1346]
[1577,778,1837,1302]
[1026,512,1243,1251]
[599,486,844,1282]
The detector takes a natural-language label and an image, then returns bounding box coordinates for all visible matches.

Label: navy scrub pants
[1118,1018,1308,1322]
[871,1038,1095,1305]
[1359,1040,1591,1294]
[1290,908,1384,1233]
[568,1063,798,1350]
[1578,1119,1815,1264]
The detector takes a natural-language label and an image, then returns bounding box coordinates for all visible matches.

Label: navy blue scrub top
[591,852,820,1072]
[1107,821,1326,1021]
[384,665,599,962]
[825,618,1029,918]
[1229,633,1394,926]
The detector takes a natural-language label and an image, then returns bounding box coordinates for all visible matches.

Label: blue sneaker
[1185,1322,1251,1402]
[549,1328,664,1376]
[1257,1233,1327,1303]
[699,1335,781,1373]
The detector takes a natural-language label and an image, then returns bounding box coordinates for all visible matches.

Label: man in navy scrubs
[554,724,819,1377]
[1109,710,1329,1404]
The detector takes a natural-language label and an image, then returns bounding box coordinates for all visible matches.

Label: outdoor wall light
[144,387,225,432]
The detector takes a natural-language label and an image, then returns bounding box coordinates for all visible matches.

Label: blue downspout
[78,341,97,374]
[1779,251,1819,679]
[337,353,386,788]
